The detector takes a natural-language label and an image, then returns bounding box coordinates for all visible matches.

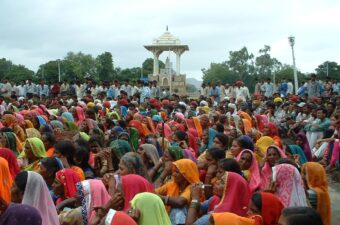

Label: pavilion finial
[166,25,168,31]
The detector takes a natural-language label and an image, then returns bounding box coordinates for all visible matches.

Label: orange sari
[211,212,262,225]
[0,157,13,203]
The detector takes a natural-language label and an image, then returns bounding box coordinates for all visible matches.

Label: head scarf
[0,148,20,178]
[242,119,252,134]
[61,112,74,122]
[260,145,286,190]
[260,192,284,225]
[0,203,42,225]
[301,162,330,225]
[255,114,265,132]
[140,144,160,166]
[36,116,46,126]
[131,192,171,225]
[2,114,17,128]
[75,106,86,125]
[168,146,184,161]
[152,115,162,123]
[22,137,46,159]
[211,212,260,225]
[3,132,21,155]
[214,172,250,216]
[173,159,200,184]
[110,140,132,159]
[129,120,147,138]
[104,209,137,225]
[272,164,307,207]
[26,128,42,139]
[50,120,64,130]
[255,136,275,163]
[121,174,155,210]
[287,144,308,164]
[236,149,261,193]
[296,132,312,161]
[120,152,150,180]
[0,157,13,204]
[22,171,59,225]
[207,128,218,149]
[192,117,203,138]
[55,169,81,205]
[76,179,111,225]
[156,123,172,139]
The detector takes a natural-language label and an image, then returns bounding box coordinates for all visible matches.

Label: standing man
[264,78,274,98]
[25,79,35,99]
[287,79,294,95]
[37,80,49,98]
[307,74,320,99]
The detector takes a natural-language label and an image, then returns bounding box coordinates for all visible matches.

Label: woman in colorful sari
[260,145,286,190]
[156,159,200,225]
[0,157,13,204]
[198,128,217,155]
[119,152,151,182]
[59,179,111,225]
[0,148,20,178]
[263,123,283,149]
[19,137,46,171]
[236,149,261,193]
[1,113,26,142]
[61,111,75,123]
[138,144,161,181]
[295,132,313,161]
[129,119,148,141]
[301,162,331,225]
[248,192,284,225]
[11,171,59,225]
[255,136,275,163]
[238,118,252,135]
[130,192,172,225]
[35,115,47,128]
[271,163,307,207]
[0,131,22,155]
[284,144,308,165]
[73,106,86,126]
[102,209,137,225]
[229,135,254,158]
[0,203,42,225]
[210,212,262,225]
[26,127,42,139]
[53,168,81,206]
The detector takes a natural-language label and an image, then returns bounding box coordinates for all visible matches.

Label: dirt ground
[329,179,340,225]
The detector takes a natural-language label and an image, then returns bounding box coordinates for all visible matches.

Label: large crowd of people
[0,74,338,225]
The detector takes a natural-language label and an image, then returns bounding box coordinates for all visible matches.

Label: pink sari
[75,106,86,126]
[236,149,261,194]
[156,123,172,139]
[260,145,286,190]
[214,172,250,216]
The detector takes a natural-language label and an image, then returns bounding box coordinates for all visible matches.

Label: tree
[315,61,340,80]
[227,47,255,81]
[116,67,142,82]
[275,64,306,83]
[202,62,233,84]
[142,58,165,77]
[64,52,98,81]
[36,60,60,83]
[0,58,35,82]
[186,84,197,93]
[96,52,114,81]
[255,45,282,79]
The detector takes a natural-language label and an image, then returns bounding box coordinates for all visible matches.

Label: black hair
[214,133,229,148]
[54,140,76,165]
[282,207,322,225]
[88,135,104,148]
[317,107,327,115]
[251,192,262,212]
[42,132,56,146]
[207,148,225,161]
[174,131,188,142]
[85,108,96,119]
[74,146,91,168]
[215,123,225,133]
[236,136,253,150]
[118,120,127,129]
[218,158,242,176]
[40,157,60,176]
[14,171,28,193]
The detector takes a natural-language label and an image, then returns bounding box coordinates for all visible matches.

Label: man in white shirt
[25,79,36,98]
[287,79,294,95]
[17,80,26,97]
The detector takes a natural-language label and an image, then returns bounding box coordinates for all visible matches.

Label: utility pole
[58,60,61,82]
[288,36,298,94]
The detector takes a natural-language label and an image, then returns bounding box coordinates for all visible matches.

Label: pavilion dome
[152,31,181,45]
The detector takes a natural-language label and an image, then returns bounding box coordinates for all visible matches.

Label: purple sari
[0,203,42,225]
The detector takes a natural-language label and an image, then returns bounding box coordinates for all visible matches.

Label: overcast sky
[1,0,339,80]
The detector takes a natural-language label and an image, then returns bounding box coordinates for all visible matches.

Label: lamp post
[57,59,61,82]
[288,36,298,94]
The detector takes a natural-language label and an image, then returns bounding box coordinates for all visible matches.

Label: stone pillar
[176,51,180,75]
[153,51,159,75]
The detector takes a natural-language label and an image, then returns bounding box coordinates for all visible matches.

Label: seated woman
[260,145,286,190]
[59,179,110,225]
[0,157,13,204]
[255,136,274,163]
[186,171,251,225]
[284,144,308,166]
[1,114,26,142]
[0,131,22,155]
[119,152,151,181]
[102,209,137,225]
[270,163,307,207]
[18,137,46,171]
[263,123,283,149]
[54,140,85,180]
[0,203,42,225]
[41,132,56,157]
[229,136,254,158]
[129,192,172,225]
[172,131,197,159]
[156,159,200,225]
[301,162,331,225]
[73,146,95,179]
[11,171,59,225]
[236,149,261,193]
[138,143,161,181]
[0,147,20,179]
[248,192,284,225]
[53,169,81,209]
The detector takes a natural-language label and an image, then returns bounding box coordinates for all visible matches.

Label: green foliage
[0,58,35,82]
[227,47,255,80]
[97,52,114,81]
[115,67,142,82]
[315,61,340,80]
[142,58,165,76]
[186,84,197,93]
[202,63,234,84]
[255,45,282,79]
[275,64,306,82]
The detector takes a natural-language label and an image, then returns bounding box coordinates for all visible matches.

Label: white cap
[297,102,306,107]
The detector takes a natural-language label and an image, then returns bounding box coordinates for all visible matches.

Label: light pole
[288,36,298,94]
[57,59,61,82]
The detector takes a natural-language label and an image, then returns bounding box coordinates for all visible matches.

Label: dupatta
[0,157,13,204]
[0,148,20,178]
[55,168,81,205]
[260,192,284,225]
[105,209,137,225]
